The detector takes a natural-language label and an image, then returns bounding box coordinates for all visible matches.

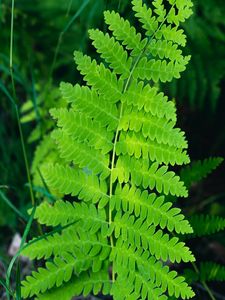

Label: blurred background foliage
[0,0,225,298]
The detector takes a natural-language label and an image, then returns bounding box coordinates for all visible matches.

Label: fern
[36,268,111,300]
[180,157,223,188]
[198,262,225,282]
[21,0,196,299]
[41,164,109,206]
[22,227,110,261]
[187,214,225,237]
[60,82,119,131]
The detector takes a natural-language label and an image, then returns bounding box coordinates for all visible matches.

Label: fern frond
[166,0,193,25]
[112,214,195,263]
[22,0,195,298]
[89,29,132,79]
[121,80,177,121]
[74,51,123,103]
[37,268,111,300]
[133,55,190,82]
[111,240,194,299]
[50,108,113,154]
[111,184,192,234]
[157,24,187,46]
[104,10,147,56]
[112,272,168,300]
[51,129,110,179]
[22,227,110,261]
[180,157,223,188]
[199,262,225,282]
[113,156,188,197]
[132,0,159,36]
[153,0,167,21]
[119,106,187,149]
[41,164,109,207]
[146,39,184,62]
[133,0,192,33]
[188,214,225,237]
[111,274,167,300]
[60,82,119,131]
[34,201,108,235]
[21,251,95,298]
[116,132,190,166]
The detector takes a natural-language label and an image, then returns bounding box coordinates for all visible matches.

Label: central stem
[108,58,144,282]
[108,4,176,282]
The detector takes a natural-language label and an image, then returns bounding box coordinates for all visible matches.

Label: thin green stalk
[192,262,216,300]
[66,0,73,17]
[37,167,55,202]
[49,0,90,79]
[15,261,21,300]
[118,0,122,10]
[29,62,41,126]
[0,279,14,297]
[194,282,225,300]
[0,190,27,221]
[9,0,35,207]
[5,206,36,300]
[25,184,56,203]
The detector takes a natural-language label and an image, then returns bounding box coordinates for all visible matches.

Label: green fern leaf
[50,108,113,154]
[111,184,192,234]
[60,82,119,131]
[111,240,194,299]
[133,55,190,82]
[146,39,184,62]
[21,251,95,298]
[199,262,225,282]
[22,228,110,261]
[36,268,111,300]
[104,10,147,56]
[116,132,190,166]
[74,51,123,103]
[34,201,108,236]
[89,29,132,79]
[166,0,193,25]
[153,0,167,22]
[119,106,188,149]
[111,272,168,300]
[180,157,223,188]
[121,80,177,121]
[112,214,195,263]
[111,274,167,300]
[41,163,109,206]
[132,0,159,36]
[112,156,188,197]
[157,24,187,46]
[188,214,225,237]
[51,129,110,179]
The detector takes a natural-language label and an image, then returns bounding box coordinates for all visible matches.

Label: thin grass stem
[192,262,216,300]
[49,0,90,80]
[0,190,27,221]
[9,0,35,208]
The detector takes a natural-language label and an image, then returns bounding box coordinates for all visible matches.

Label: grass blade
[0,190,28,222]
